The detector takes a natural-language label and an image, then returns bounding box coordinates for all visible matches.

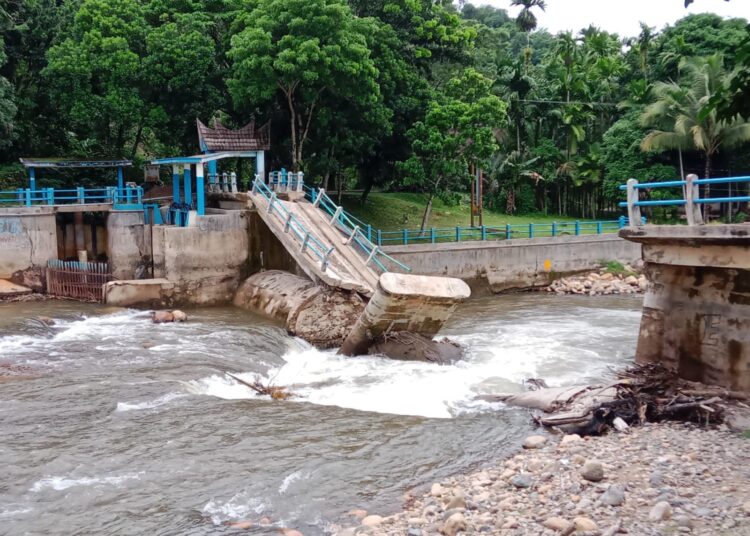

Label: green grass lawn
[339,192,596,231]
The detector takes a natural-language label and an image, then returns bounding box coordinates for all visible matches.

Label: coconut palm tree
[641,55,750,187]
[511,0,547,33]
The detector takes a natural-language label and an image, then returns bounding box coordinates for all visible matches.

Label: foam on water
[0,309,148,360]
[30,473,143,492]
[203,492,266,524]
[189,302,641,419]
[115,392,189,412]
[279,470,307,494]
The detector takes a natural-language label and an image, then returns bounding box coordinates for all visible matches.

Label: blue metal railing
[306,187,411,272]
[253,178,336,271]
[373,219,630,246]
[0,186,143,210]
[619,174,750,226]
[303,186,631,247]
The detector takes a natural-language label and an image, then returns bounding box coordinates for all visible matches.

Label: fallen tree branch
[225,372,293,400]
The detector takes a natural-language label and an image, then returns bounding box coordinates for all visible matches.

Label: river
[0,294,642,535]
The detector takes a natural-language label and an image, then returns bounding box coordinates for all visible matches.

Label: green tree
[511,0,546,34]
[144,11,224,153]
[0,37,16,150]
[229,0,380,171]
[641,55,750,184]
[44,0,148,157]
[400,69,507,229]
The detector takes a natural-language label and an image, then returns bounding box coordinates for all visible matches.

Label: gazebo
[150,117,271,226]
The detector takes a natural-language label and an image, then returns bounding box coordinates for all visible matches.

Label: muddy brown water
[0,294,643,535]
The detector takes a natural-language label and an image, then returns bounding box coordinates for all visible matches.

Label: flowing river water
[0,294,643,535]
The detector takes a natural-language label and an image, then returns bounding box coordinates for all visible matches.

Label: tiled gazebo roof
[197,119,271,152]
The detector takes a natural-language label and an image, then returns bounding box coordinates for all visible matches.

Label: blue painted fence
[0,186,143,209]
[253,178,336,271]
[304,186,636,247]
[619,174,750,227]
[308,188,411,272]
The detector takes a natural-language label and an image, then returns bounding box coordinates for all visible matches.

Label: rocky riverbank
[334,423,750,536]
[546,268,647,296]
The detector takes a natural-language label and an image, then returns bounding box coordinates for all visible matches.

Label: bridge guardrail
[253,178,336,272]
[0,186,143,209]
[302,186,633,246]
[619,174,750,226]
[306,187,411,273]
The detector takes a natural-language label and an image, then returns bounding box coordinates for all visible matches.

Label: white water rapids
[0,294,642,534]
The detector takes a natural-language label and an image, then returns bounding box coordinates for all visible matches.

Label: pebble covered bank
[335,423,750,536]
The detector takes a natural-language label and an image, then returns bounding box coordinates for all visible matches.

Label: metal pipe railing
[619,174,750,226]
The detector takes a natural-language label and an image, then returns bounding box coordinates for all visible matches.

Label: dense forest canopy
[1,0,750,222]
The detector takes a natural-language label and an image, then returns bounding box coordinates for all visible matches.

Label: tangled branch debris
[225,372,293,400]
[485,364,748,436]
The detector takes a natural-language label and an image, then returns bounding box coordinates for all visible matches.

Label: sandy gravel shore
[335,422,750,535]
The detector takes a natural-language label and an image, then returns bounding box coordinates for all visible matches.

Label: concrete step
[0,279,33,297]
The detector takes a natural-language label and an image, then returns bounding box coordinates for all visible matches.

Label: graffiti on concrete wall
[0,217,27,249]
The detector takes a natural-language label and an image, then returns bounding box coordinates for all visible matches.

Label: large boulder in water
[234,270,365,348]
[367,332,464,364]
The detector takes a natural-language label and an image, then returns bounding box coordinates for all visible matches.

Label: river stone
[511,473,534,489]
[430,483,445,497]
[523,435,548,449]
[407,529,422,536]
[171,309,188,322]
[560,434,582,446]
[151,310,174,323]
[581,460,605,482]
[649,470,663,487]
[649,501,672,521]
[444,493,466,510]
[442,513,465,536]
[573,516,598,531]
[362,515,384,526]
[281,530,303,536]
[349,509,367,520]
[542,517,571,532]
[600,484,626,506]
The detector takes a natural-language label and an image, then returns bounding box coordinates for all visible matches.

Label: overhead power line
[510,98,621,107]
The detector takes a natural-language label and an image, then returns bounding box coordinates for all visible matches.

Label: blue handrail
[0,186,143,210]
[307,186,411,272]
[619,174,750,227]
[253,178,336,271]
[302,185,631,247]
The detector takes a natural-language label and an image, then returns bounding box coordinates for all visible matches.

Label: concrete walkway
[0,279,32,297]
[249,193,379,296]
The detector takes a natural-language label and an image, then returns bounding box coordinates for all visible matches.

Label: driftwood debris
[489,364,745,436]
[225,372,293,400]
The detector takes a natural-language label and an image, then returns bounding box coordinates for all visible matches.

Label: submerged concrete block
[339,273,471,356]
[104,278,175,308]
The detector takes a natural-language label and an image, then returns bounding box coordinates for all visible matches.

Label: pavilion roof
[20,158,132,169]
[197,119,270,152]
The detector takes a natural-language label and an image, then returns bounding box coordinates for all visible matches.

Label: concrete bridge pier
[620,225,750,391]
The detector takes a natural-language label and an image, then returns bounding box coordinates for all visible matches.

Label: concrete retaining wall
[383,235,642,292]
[107,211,151,280]
[152,211,250,305]
[0,210,58,285]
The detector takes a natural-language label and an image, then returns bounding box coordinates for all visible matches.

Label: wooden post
[470,164,476,228]
[685,173,704,226]
[479,168,484,227]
